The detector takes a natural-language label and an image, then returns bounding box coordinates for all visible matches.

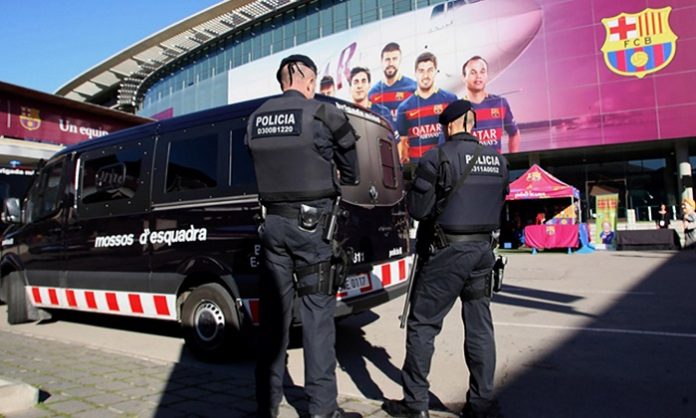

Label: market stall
[504,165,588,253]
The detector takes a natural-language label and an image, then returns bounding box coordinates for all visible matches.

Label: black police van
[0,96,412,359]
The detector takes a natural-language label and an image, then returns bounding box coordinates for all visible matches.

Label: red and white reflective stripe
[27,286,177,320]
[240,255,415,325]
[241,298,261,326]
[338,255,413,300]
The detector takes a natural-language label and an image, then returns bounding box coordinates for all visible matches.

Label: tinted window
[78,140,153,218]
[379,139,397,189]
[231,127,256,188]
[166,134,218,193]
[82,147,144,204]
[430,3,444,18]
[25,160,65,223]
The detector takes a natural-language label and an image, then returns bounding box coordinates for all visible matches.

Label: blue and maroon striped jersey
[470,94,519,153]
[396,88,457,163]
[368,75,417,121]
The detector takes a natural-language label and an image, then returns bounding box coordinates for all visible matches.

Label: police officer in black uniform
[383,100,509,418]
[245,54,360,418]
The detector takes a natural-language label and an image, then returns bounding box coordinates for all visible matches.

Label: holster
[295,261,334,296]
[490,255,507,294]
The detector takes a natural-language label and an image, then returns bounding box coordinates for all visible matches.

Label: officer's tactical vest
[437,134,509,234]
[247,94,338,203]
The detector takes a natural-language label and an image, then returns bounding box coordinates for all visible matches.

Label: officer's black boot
[460,401,498,418]
[382,399,430,418]
[257,406,279,418]
[309,408,344,418]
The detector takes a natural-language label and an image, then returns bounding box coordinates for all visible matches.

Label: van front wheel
[7,272,31,324]
[181,283,240,361]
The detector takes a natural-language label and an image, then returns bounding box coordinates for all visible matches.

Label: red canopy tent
[505,165,583,252]
[506,164,579,201]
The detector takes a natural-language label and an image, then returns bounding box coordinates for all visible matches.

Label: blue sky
[0,1,222,94]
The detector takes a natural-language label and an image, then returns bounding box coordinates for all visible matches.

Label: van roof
[52,94,390,160]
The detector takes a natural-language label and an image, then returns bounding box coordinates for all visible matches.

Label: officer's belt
[445,233,491,243]
[266,205,302,219]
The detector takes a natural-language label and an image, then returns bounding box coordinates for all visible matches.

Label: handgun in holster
[487,255,507,297]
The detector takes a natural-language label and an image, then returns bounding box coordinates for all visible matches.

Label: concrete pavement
[0,328,454,418]
[1,248,695,417]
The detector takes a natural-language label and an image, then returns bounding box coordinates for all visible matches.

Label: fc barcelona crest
[601,7,677,79]
[526,170,541,182]
[20,107,41,131]
[433,104,443,114]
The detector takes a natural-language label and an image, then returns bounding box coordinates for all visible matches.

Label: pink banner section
[524,224,579,250]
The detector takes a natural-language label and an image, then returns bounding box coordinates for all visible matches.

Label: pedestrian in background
[657,203,670,229]
[682,198,696,249]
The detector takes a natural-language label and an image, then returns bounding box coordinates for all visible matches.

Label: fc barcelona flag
[601,7,677,79]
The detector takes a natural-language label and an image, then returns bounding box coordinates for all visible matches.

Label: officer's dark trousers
[402,240,496,414]
[255,201,337,417]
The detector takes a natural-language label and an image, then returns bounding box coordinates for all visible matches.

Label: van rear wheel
[181,283,241,361]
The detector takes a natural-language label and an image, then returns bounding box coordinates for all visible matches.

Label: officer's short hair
[381,42,401,58]
[320,75,335,88]
[276,54,317,87]
[462,56,488,74]
[415,52,437,70]
[349,67,371,85]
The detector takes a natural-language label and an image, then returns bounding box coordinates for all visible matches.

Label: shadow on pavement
[494,251,696,418]
[336,310,448,412]
[493,284,595,319]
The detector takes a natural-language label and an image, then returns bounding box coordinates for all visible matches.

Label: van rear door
[334,103,410,273]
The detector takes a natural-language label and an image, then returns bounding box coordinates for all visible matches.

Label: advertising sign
[595,194,619,248]
[227,0,696,154]
[0,97,131,147]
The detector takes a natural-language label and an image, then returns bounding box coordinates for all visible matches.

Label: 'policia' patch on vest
[464,153,503,176]
[251,110,302,138]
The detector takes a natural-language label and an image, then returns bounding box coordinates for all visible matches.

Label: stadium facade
[48,0,696,223]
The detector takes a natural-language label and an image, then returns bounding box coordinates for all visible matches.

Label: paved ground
[1,248,695,417]
[0,328,439,418]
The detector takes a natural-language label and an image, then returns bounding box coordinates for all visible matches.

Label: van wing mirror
[2,198,21,224]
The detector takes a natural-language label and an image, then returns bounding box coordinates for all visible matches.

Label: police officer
[383,100,509,418]
[245,54,360,418]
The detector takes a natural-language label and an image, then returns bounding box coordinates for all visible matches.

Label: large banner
[0,96,132,146]
[227,0,696,155]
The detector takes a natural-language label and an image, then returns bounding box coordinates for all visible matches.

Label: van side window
[78,140,153,218]
[379,139,398,189]
[166,134,218,192]
[231,127,256,189]
[25,161,65,223]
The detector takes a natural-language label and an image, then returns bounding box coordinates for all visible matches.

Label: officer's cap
[276,54,318,83]
[439,99,475,125]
